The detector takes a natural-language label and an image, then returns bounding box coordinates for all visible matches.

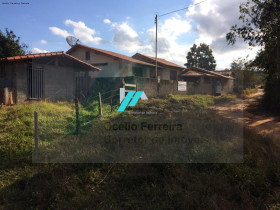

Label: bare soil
[212,89,280,146]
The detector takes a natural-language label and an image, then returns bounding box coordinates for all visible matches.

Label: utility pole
[152,0,208,78]
[155,14,158,78]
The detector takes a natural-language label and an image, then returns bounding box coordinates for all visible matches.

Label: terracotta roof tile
[66,44,156,67]
[0,51,101,71]
[181,67,234,79]
[132,53,185,69]
[182,70,210,77]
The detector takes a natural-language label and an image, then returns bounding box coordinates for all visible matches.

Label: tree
[230,58,262,91]
[0,28,28,58]
[226,0,280,78]
[185,43,216,70]
[227,0,280,110]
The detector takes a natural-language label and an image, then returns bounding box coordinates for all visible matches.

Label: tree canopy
[226,0,280,109]
[184,43,216,71]
[0,28,28,58]
[230,58,262,91]
[226,0,280,78]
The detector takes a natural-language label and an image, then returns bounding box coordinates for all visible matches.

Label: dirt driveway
[212,89,280,145]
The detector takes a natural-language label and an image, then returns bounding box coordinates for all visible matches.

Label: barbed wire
[102,92,120,101]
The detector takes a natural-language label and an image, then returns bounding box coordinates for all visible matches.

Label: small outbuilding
[180,67,235,95]
[0,52,100,104]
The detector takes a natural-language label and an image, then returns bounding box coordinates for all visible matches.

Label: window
[85,51,90,60]
[0,65,6,78]
[170,71,177,80]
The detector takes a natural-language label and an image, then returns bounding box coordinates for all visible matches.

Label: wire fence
[32,78,141,158]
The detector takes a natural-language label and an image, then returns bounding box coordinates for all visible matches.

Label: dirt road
[212,89,280,145]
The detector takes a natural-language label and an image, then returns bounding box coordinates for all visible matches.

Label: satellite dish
[66,36,81,47]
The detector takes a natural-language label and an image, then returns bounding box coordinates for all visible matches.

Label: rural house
[0,44,234,105]
[180,67,234,95]
[66,44,156,79]
[0,52,100,104]
[66,44,188,98]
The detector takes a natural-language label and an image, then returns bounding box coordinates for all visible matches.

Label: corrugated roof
[132,53,185,69]
[66,44,155,67]
[0,52,101,71]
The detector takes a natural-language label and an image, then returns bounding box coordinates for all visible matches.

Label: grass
[242,88,258,97]
[0,95,279,209]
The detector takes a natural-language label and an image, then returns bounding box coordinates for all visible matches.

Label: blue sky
[0,0,259,69]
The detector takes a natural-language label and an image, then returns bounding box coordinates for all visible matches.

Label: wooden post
[110,97,113,112]
[9,91,14,105]
[98,92,103,116]
[34,111,38,151]
[75,98,80,133]
[4,88,8,105]
[157,79,160,97]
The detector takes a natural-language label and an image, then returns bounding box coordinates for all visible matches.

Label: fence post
[75,98,80,133]
[98,92,103,116]
[34,111,38,151]
[110,97,113,112]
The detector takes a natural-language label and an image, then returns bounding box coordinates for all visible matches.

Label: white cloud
[186,0,258,69]
[47,0,259,69]
[49,27,72,38]
[30,48,49,54]
[141,16,192,66]
[49,20,104,45]
[103,19,111,24]
[111,16,191,66]
[64,19,104,44]
[214,47,260,69]
[40,40,47,44]
[112,22,144,53]
[159,17,192,40]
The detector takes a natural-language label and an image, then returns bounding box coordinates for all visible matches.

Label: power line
[158,0,209,17]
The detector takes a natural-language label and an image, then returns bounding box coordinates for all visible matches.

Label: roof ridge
[66,44,155,67]
[190,67,234,79]
[0,51,101,71]
[133,52,185,69]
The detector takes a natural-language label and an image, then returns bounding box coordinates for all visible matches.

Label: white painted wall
[88,62,134,78]
[69,47,153,78]
[69,48,117,63]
